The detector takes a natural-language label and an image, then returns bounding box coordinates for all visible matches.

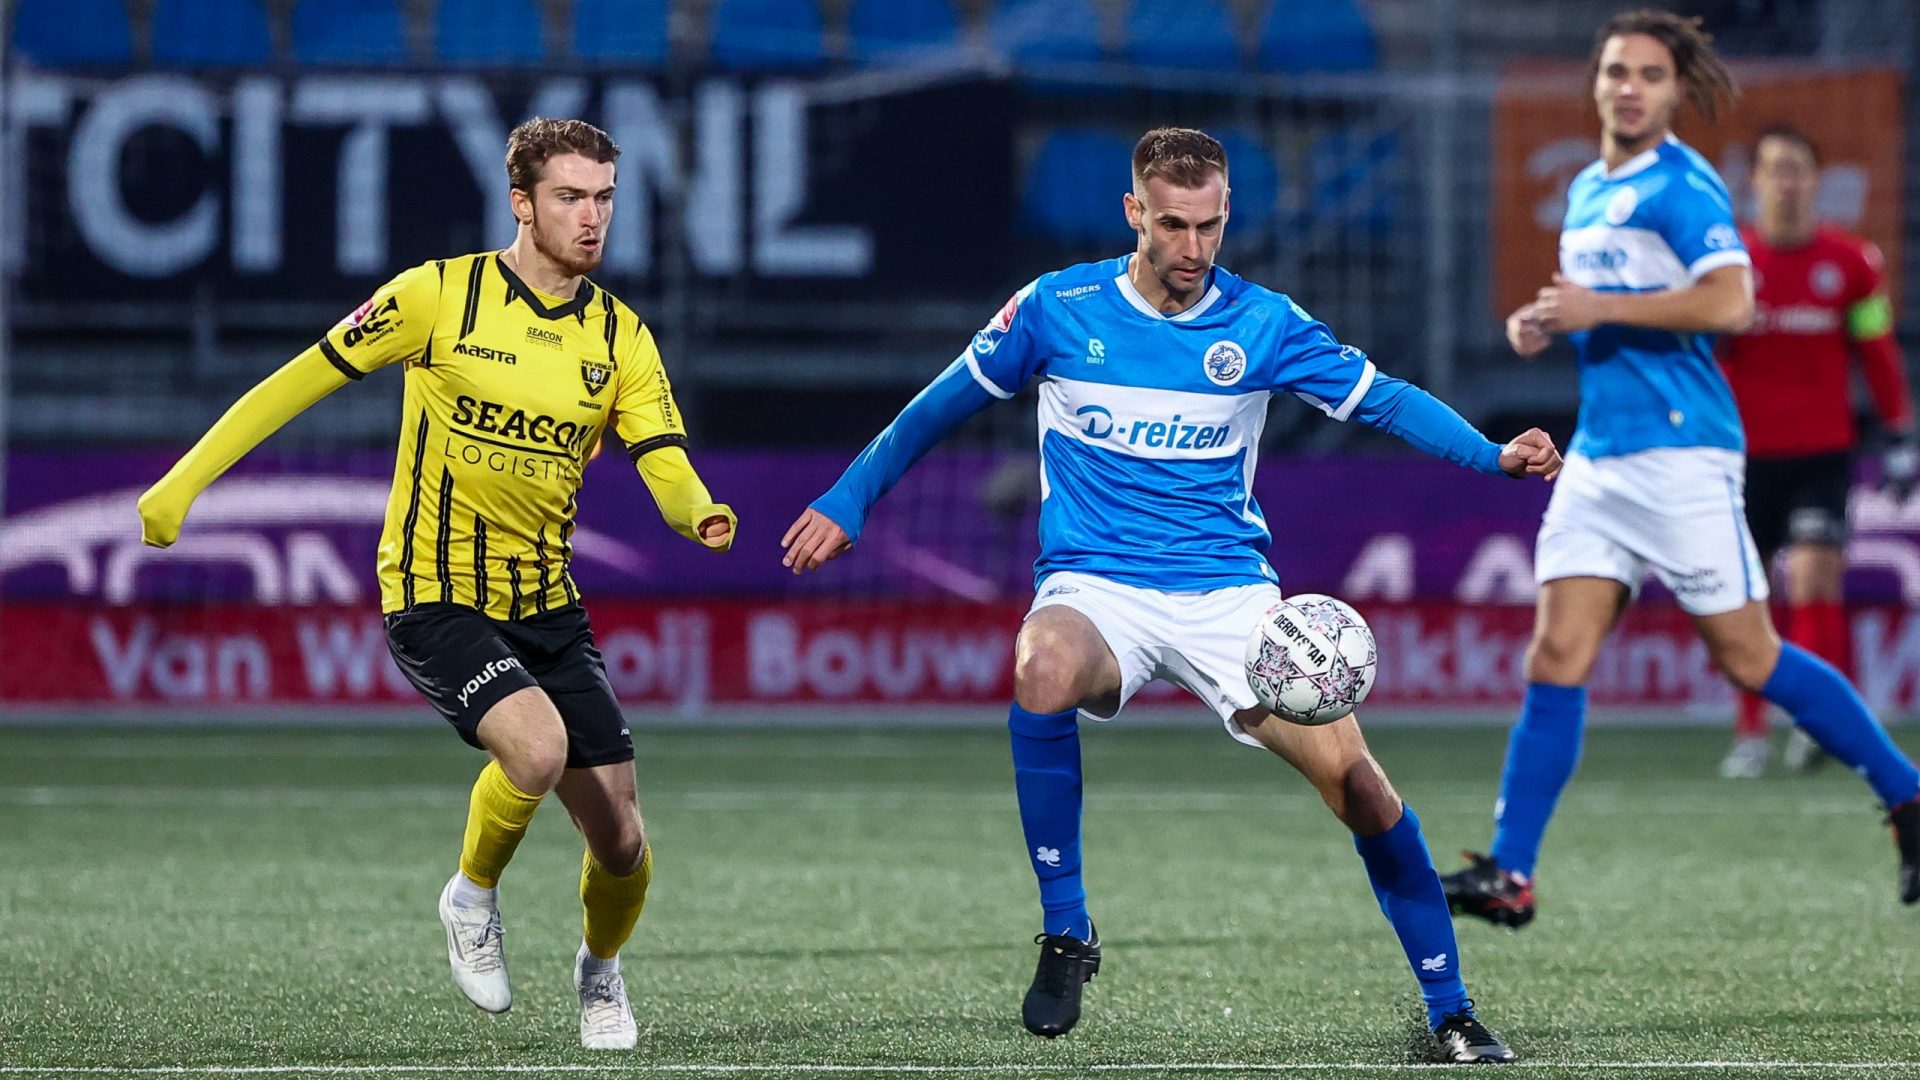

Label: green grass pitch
[2,720,1917,1078]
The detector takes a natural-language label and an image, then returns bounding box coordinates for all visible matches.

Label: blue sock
[1763,643,1920,807]
[1488,682,1587,879]
[1008,703,1090,940]
[1354,805,1469,1029]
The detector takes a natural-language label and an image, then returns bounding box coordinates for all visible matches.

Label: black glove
[1882,430,1920,504]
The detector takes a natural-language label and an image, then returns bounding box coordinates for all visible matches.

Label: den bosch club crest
[581,357,614,397]
[1203,340,1247,386]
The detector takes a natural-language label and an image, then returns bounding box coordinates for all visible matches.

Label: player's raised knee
[1014,620,1100,715]
[1013,653,1087,716]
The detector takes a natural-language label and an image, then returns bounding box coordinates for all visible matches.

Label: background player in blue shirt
[782,127,1561,1063]
[1441,9,1920,930]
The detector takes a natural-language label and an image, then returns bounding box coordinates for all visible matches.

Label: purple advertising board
[8,448,1920,606]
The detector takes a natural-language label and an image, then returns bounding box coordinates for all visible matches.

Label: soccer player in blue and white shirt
[782,127,1561,1063]
[1441,9,1920,930]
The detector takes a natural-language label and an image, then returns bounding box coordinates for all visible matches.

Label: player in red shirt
[1718,124,1918,778]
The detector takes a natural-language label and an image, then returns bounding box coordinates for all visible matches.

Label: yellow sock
[581,845,653,960]
[458,761,543,889]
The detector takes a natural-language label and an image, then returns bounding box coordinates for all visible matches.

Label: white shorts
[1535,448,1769,616]
[1026,571,1282,748]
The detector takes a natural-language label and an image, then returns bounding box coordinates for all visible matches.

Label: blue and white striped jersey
[812,255,1508,592]
[1558,135,1751,458]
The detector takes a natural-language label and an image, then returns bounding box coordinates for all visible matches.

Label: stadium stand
[11,0,134,65]
[292,0,410,65]
[152,0,275,65]
[989,0,1105,65]
[708,0,828,70]
[572,0,672,65]
[1214,131,1280,231]
[1256,0,1377,72]
[1122,0,1241,70]
[435,0,546,64]
[846,0,963,65]
[1308,126,1401,235]
[1018,128,1135,244]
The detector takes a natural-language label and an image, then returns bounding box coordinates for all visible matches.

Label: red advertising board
[11,600,1920,716]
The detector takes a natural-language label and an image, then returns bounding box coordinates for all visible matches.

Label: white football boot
[438,873,511,1013]
[575,947,638,1050]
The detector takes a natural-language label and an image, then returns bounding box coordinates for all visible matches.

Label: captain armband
[1848,294,1894,341]
[626,433,689,462]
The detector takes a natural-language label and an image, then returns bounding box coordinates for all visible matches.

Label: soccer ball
[1243,594,1378,726]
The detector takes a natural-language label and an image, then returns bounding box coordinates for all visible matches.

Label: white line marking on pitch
[6,1064,1920,1074]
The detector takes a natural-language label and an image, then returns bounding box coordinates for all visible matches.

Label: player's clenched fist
[1498,427,1562,481]
[780,507,851,574]
[136,485,188,548]
[1506,303,1551,359]
[695,505,736,551]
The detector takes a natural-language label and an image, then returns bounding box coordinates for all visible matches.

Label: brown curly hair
[505,118,620,193]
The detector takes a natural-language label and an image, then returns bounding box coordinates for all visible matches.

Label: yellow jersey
[139,251,732,620]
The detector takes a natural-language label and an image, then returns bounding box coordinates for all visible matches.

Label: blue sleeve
[1266,297,1381,420]
[1663,166,1750,280]
[966,278,1047,395]
[1350,371,1506,475]
[809,357,1001,542]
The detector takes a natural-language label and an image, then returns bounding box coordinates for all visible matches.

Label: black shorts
[383,603,632,769]
[1744,451,1853,561]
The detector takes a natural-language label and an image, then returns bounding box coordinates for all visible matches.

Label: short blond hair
[1132,127,1228,189]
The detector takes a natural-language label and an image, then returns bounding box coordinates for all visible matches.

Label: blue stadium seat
[1123,0,1239,70]
[152,0,273,65]
[1216,132,1280,231]
[436,0,545,65]
[989,0,1104,65]
[573,0,671,65]
[293,0,408,65]
[847,0,961,65]
[1308,126,1401,234]
[1019,129,1136,245]
[709,0,826,71]
[1257,0,1377,73]
[12,0,133,65]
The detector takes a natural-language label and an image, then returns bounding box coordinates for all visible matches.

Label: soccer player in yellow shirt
[137,118,733,1050]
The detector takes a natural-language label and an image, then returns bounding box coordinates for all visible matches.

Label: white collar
[1601,133,1674,181]
[1115,257,1223,322]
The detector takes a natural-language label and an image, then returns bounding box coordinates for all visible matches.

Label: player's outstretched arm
[1532,266,1753,336]
[784,355,1003,572]
[137,347,360,548]
[1349,371,1560,480]
[781,508,851,573]
[139,263,436,548]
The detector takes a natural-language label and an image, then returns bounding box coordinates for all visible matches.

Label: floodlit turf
[2,720,1918,1078]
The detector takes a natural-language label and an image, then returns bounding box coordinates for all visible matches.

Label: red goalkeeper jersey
[1719,224,1910,458]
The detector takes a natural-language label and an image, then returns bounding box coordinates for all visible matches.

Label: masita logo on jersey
[1203,341,1247,386]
